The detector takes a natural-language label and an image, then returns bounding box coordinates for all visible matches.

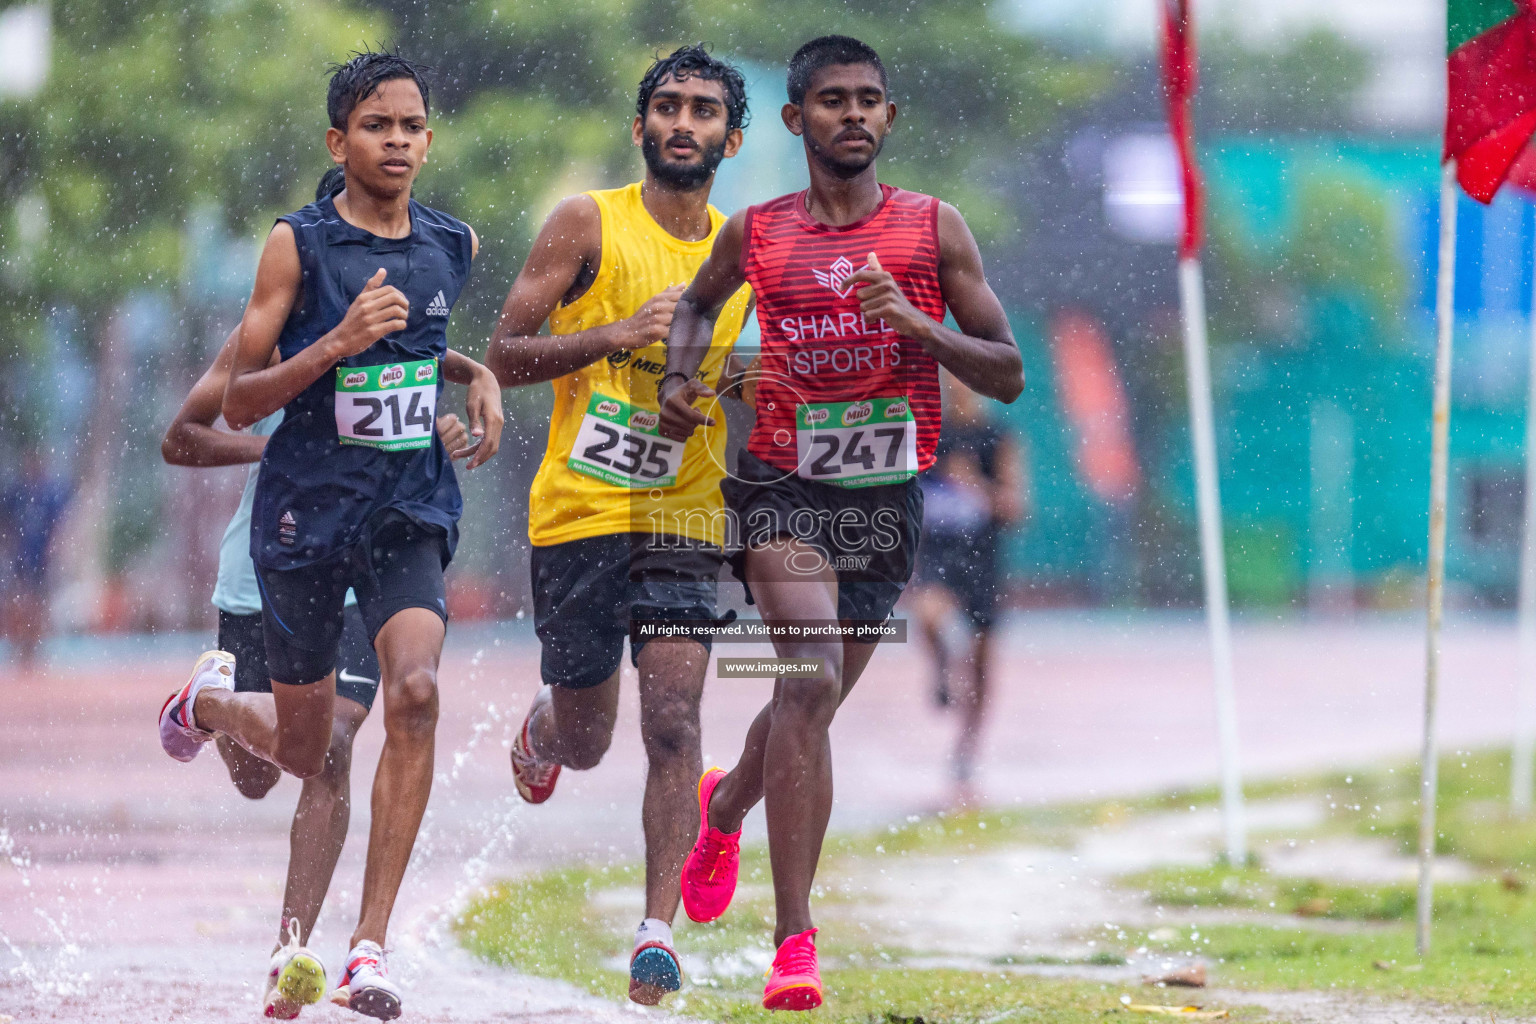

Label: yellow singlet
[528,181,751,547]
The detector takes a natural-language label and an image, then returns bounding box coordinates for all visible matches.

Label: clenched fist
[330,268,410,358]
[616,284,685,350]
[840,252,931,342]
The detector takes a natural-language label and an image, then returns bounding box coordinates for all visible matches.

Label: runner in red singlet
[656,35,1023,1011]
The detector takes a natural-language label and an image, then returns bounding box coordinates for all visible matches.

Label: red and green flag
[1446,0,1536,202]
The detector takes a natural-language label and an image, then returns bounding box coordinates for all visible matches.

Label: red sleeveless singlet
[741,184,946,479]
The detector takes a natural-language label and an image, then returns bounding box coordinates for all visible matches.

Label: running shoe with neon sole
[333,940,401,1020]
[510,687,560,804]
[681,766,740,922]
[763,928,822,1011]
[157,650,235,762]
[262,919,326,1020]
[628,939,683,1006]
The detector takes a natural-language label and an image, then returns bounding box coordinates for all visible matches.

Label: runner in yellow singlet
[483,45,751,1005]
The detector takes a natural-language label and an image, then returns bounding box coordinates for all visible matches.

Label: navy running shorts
[257,510,447,687]
[218,606,381,709]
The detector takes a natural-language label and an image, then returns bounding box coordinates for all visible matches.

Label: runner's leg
[196,565,347,779]
[215,610,281,798]
[953,625,993,786]
[530,673,621,770]
[524,535,628,773]
[706,634,880,835]
[705,538,863,944]
[911,584,960,707]
[278,605,379,946]
[635,638,708,922]
[217,735,282,799]
[350,606,443,948]
[195,678,336,779]
[278,696,368,946]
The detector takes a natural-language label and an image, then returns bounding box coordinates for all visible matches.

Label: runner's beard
[807,131,886,179]
[642,132,726,190]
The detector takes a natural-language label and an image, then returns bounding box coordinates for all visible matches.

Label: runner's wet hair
[637,44,750,133]
[315,166,346,202]
[326,50,432,131]
[786,35,888,105]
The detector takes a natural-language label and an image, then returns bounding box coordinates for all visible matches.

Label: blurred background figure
[1,446,71,671]
[909,372,1029,803]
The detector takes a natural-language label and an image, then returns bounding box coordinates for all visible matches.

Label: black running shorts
[720,450,923,626]
[915,528,1000,630]
[257,510,448,686]
[218,607,381,709]
[531,532,723,690]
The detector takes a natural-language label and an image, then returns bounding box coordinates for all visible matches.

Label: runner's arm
[842,203,1023,404]
[485,196,677,386]
[441,347,503,469]
[162,327,268,467]
[657,212,748,440]
[224,222,410,430]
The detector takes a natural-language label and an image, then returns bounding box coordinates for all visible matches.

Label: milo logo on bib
[334,358,438,452]
[567,392,684,489]
[842,401,874,426]
[795,395,918,489]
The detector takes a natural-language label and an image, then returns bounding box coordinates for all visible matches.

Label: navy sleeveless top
[251,194,473,571]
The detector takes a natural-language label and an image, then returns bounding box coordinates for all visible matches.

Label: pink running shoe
[763,928,822,1011]
[680,767,740,923]
[510,687,560,804]
[157,650,235,762]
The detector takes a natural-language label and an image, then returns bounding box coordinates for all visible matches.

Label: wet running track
[0,614,1524,1021]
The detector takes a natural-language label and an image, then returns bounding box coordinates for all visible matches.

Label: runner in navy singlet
[158,164,496,1023]
[656,36,1023,1010]
[155,52,503,1021]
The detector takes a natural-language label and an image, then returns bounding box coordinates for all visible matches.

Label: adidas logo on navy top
[425,290,450,317]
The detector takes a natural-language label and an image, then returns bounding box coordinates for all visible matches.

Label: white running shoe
[336,940,401,1020]
[262,919,326,1020]
[157,650,235,762]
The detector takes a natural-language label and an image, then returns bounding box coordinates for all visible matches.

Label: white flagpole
[1177,254,1246,866]
[1512,226,1536,815]
[1419,159,1460,957]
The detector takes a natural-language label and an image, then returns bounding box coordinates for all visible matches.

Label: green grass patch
[1135,911,1536,1013]
[459,746,1536,1019]
[1110,747,1536,1014]
[457,840,1265,1022]
[1124,864,1420,921]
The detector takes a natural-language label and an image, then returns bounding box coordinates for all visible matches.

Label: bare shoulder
[254,220,301,284]
[711,210,749,269]
[720,208,749,238]
[936,201,979,251]
[542,194,602,252]
[263,219,298,257]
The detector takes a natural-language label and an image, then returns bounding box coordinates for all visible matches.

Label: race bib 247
[795,396,917,488]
